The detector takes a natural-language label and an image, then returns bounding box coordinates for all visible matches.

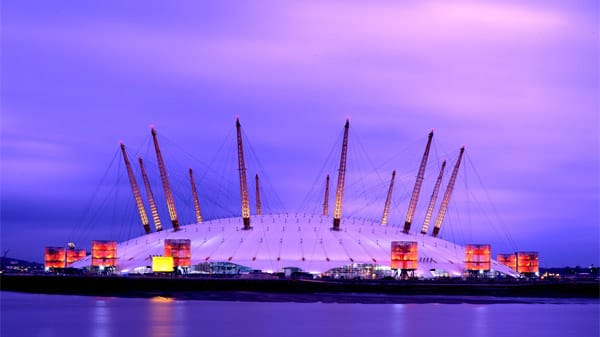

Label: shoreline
[1,274,598,304]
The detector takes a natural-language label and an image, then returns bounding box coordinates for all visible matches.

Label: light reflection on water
[94,300,109,337]
[1,291,598,337]
[149,296,174,337]
[473,305,488,337]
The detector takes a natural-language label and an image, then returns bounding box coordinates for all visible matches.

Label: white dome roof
[72,213,519,278]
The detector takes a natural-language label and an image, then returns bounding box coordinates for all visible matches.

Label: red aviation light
[164,239,191,267]
[91,240,117,267]
[391,241,418,270]
[44,247,66,269]
[465,244,491,271]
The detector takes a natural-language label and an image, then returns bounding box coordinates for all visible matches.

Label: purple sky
[1,1,598,266]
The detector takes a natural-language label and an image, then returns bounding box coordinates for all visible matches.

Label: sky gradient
[1,1,598,266]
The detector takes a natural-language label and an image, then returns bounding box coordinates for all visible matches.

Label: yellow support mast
[151,127,180,231]
[236,117,251,230]
[189,168,203,224]
[322,174,330,216]
[381,170,396,226]
[139,157,163,232]
[332,118,350,231]
[432,147,465,237]
[403,131,434,234]
[120,143,151,234]
[255,174,263,216]
[420,161,446,235]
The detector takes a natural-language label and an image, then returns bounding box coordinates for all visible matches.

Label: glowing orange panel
[164,239,191,267]
[465,244,491,271]
[44,247,66,269]
[497,253,517,271]
[391,241,418,270]
[66,249,87,265]
[516,252,539,273]
[91,240,117,267]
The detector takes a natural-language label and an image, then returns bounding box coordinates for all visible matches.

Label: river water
[1,291,598,337]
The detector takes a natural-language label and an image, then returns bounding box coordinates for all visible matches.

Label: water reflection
[473,305,489,337]
[391,303,405,336]
[93,299,110,337]
[150,296,174,337]
[1,292,597,337]
[174,299,186,337]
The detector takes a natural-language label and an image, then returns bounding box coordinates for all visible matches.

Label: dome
[72,213,519,278]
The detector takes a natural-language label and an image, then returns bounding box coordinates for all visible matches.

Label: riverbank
[1,274,598,303]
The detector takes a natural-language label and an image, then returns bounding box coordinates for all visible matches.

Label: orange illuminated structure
[432,146,465,237]
[120,143,151,234]
[465,244,491,271]
[91,240,117,267]
[497,253,517,271]
[420,161,446,234]
[236,118,251,230]
[189,168,203,223]
[332,119,350,231]
[322,174,330,216]
[381,170,396,226]
[139,157,163,232]
[44,247,66,269]
[404,131,433,234]
[516,251,539,274]
[391,241,418,272]
[66,248,86,265]
[164,239,191,268]
[255,174,262,216]
[151,127,180,231]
